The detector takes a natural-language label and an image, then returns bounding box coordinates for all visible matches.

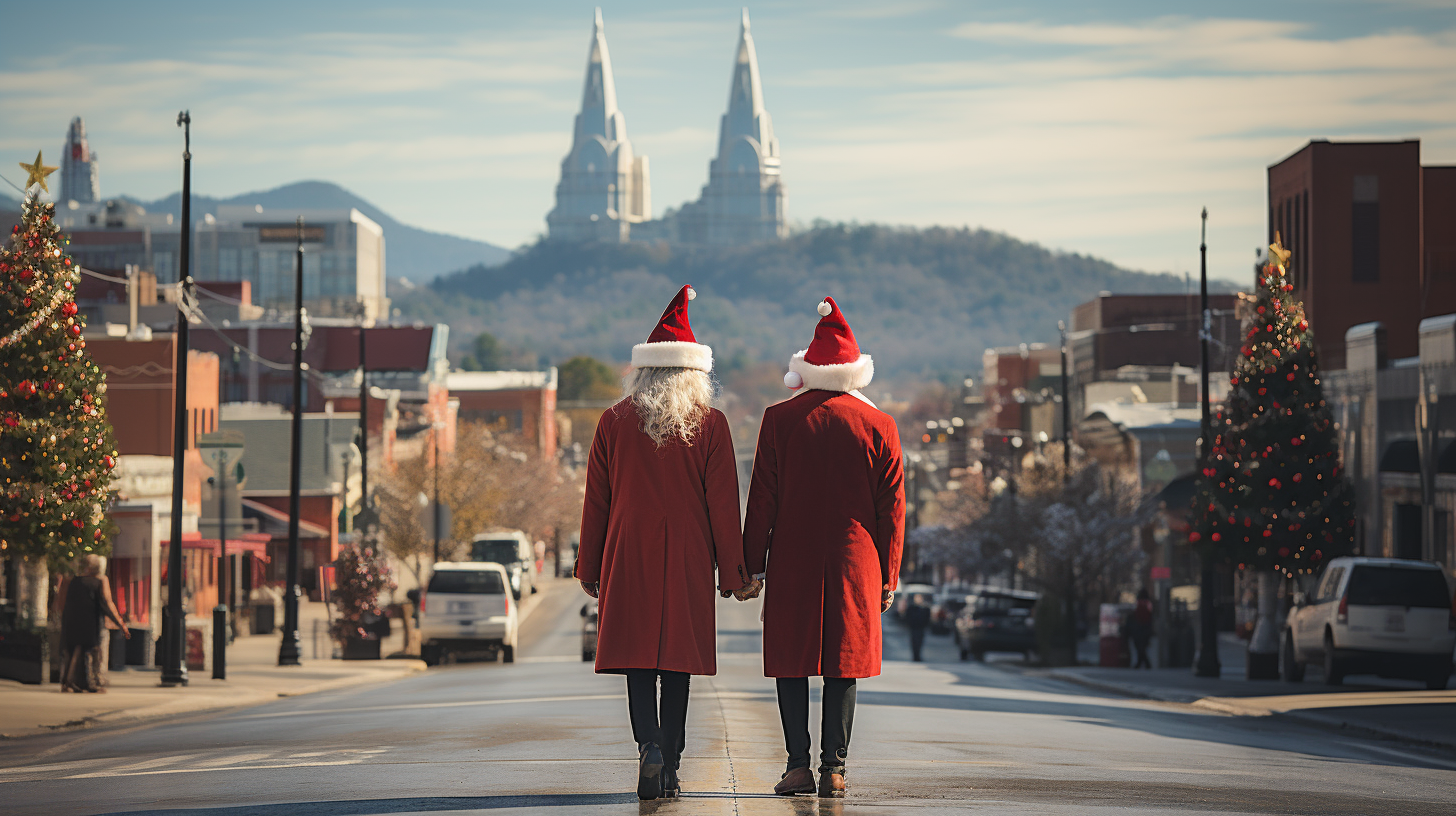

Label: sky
[4,0,1455,283]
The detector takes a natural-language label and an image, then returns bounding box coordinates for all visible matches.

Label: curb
[1040,668,1456,752]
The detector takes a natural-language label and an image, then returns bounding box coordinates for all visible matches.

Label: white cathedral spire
[547,9,650,242]
[678,7,786,245]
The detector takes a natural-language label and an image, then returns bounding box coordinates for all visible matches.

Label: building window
[1352,175,1379,283]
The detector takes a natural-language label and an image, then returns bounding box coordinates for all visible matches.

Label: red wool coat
[744,389,906,679]
[576,400,749,676]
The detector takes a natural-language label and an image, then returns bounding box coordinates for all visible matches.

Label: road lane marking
[517,655,583,663]
[225,693,623,720]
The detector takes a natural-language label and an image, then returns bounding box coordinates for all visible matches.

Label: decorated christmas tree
[1188,235,1355,577]
[1,154,119,574]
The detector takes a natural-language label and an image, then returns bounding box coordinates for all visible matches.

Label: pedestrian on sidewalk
[1127,588,1154,669]
[745,297,905,799]
[58,554,129,693]
[575,285,752,802]
[905,594,931,662]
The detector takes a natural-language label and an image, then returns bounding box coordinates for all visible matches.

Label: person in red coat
[744,297,906,798]
[575,284,750,801]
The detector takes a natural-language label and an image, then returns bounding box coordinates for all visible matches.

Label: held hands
[881,589,895,614]
[580,580,599,599]
[733,576,763,602]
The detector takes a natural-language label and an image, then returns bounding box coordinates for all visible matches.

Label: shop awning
[162,531,272,560]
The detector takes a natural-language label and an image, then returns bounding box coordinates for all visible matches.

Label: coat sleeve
[575,412,612,583]
[874,424,906,591]
[742,412,777,576]
[705,412,748,592]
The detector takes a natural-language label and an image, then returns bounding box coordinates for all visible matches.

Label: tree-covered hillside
[403,224,1218,379]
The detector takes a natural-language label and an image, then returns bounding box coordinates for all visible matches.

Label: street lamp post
[1059,320,1071,479]
[278,217,306,667]
[161,111,192,688]
[432,419,443,565]
[1195,206,1222,678]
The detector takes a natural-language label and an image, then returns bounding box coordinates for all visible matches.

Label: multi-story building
[981,343,1064,441]
[1267,139,1456,370]
[546,10,650,243]
[446,368,559,458]
[60,116,100,204]
[54,199,182,280]
[193,205,388,320]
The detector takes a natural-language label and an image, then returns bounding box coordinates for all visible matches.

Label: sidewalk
[1040,633,1456,750]
[0,597,428,739]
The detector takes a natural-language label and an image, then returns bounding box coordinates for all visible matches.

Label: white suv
[420,562,519,665]
[1282,557,1454,689]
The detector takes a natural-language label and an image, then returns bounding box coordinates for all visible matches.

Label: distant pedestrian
[905,594,931,662]
[1128,588,1154,669]
[745,297,905,799]
[59,554,129,693]
[575,285,751,801]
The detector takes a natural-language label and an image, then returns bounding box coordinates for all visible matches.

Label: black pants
[777,677,856,774]
[625,669,690,770]
[909,626,927,661]
[1132,636,1152,669]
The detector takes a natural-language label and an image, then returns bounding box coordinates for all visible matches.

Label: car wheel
[422,644,440,666]
[1428,666,1452,691]
[1280,632,1305,683]
[1322,631,1343,685]
[502,644,515,663]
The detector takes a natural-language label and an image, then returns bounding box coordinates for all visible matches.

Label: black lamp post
[1195,206,1222,678]
[1059,320,1071,479]
[161,111,192,688]
[278,217,306,667]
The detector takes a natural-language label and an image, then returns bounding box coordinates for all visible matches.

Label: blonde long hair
[627,366,715,447]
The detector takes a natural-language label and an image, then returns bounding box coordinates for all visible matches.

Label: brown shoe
[774,767,815,795]
[818,770,847,798]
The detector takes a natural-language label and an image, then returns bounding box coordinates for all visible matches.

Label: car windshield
[427,570,505,595]
[470,540,520,565]
[1346,566,1450,609]
[974,595,1037,616]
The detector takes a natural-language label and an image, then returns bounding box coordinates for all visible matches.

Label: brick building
[1267,139,1456,370]
[446,368,559,458]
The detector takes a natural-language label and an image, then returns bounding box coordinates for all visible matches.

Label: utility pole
[278,217,306,667]
[432,418,442,565]
[1059,320,1071,479]
[1195,206,1222,678]
[161,111,192,688]
[358,317,369,518]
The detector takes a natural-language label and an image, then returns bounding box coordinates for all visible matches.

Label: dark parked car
[581,600,598,662]
[932,588,970,636]
[954,587,1040,661]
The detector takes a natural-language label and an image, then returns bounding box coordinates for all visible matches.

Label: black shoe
[661,766,680,798]
[637,743,664,800]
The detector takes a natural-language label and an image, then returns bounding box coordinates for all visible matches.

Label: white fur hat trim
[787,349,874,393]
[631,341,713,372]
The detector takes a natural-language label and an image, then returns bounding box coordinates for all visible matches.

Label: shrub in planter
[329,546,396,660]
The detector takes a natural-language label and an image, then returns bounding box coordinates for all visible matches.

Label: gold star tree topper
[19,150,58,193]
[1268,231,1292,272]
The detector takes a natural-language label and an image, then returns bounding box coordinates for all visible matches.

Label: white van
[469,531,537,600]
[1282,557,1454,689]
[420,562,518,665]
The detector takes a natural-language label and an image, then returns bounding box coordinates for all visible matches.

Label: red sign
[1150,566,1172,580]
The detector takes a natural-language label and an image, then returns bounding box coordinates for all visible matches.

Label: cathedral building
[546,9,786,246]
[545,9,650,243]
[61,116,100,204]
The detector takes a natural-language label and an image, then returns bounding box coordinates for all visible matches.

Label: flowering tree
[329,546,396,642]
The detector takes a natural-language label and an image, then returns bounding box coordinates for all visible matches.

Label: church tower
[546,9,650,243]
[61,117,100,204]
[679,9,786,245]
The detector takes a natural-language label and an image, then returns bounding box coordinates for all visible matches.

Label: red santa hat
[630,284,713,371]
[783,296,874,392]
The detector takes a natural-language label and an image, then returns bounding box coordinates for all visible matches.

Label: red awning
[162,531,272,560]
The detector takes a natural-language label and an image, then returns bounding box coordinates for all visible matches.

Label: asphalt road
[2,581,1454,816]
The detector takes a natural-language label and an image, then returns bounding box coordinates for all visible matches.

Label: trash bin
[1099,603,1131,667]
[125,626,153,667]
[108,628,127,671]
[252,603,275,635]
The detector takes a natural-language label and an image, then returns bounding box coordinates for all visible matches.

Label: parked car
[469,531,538,600]
[931,588,970,636]
[419,562,518,666]
[1282,557,1455,689]
[954,587,1040,661]
[895,583,937,619]
[581,600,598,662]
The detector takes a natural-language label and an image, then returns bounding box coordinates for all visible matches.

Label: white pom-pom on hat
[784,371,804,389]
[817,301,832,317]
[687,287,696,301]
